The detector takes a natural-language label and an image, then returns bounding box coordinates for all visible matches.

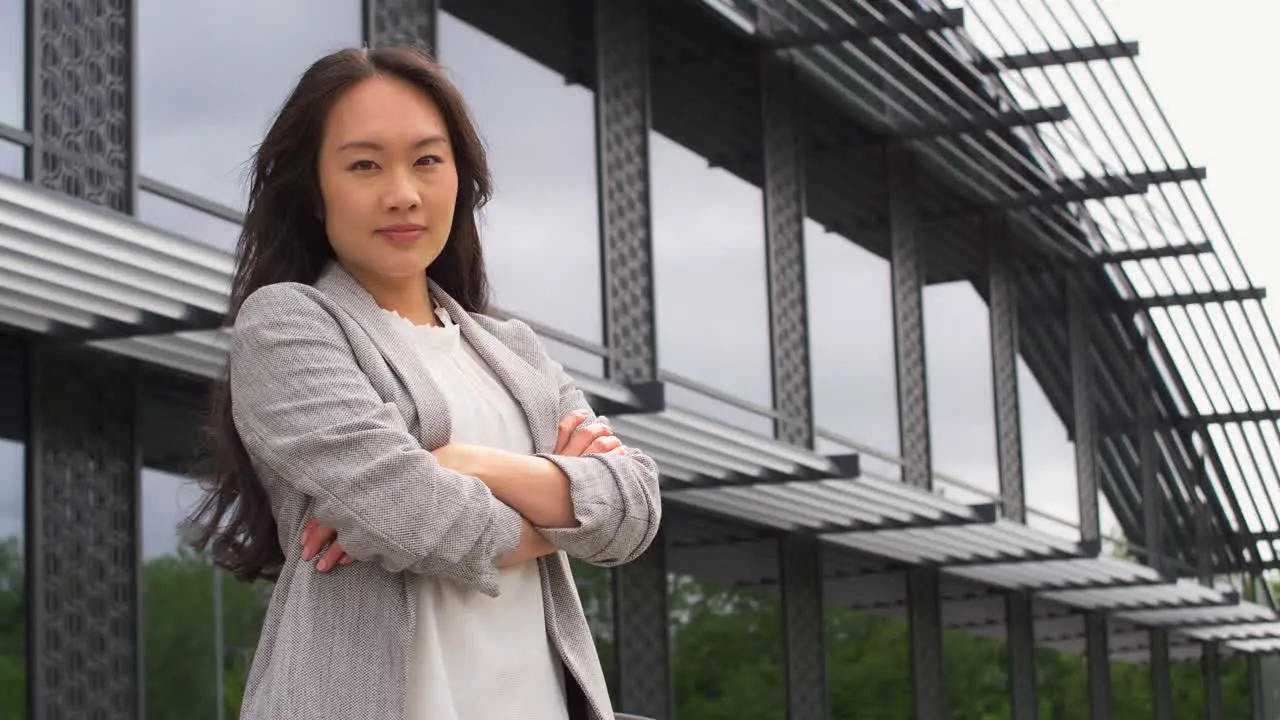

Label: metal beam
[48,306,225,343]
[1150,629,1175,720]
[1069,273,1102,545]
[988,216,1026,522]
[908,567,947,720]
[765,9,965,50]
[980,167,1206,211]
[364,0,439,50]
[1125,287,1266,310]
[897,105,1069,141]
[1093,242,1211,264]
[1006,590,1039,720]
[974,41,1140,73]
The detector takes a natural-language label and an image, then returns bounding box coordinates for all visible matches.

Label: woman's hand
[555,409,626,457]
[300,517,354,573]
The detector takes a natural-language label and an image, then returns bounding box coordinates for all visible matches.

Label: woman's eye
[348,160,377,171]
[417,155,443,166]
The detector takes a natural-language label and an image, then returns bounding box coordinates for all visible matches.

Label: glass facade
[805,220,899,457]
[0,141,21,180]
[136,1,360,235]
[1020,357,1081,540]
[924,281,999,497]
[0,336,24,719]
[0,0,22,129]
[652,132,773,428]
[438,13,603,362]
[141,468,270,719]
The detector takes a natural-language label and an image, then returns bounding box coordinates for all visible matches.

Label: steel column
[1252,653,1280,720]
[1084,611,1111,720]
[27,0,133,213]
[595,0,658,387]
[363,0,440,52]
[1150,629,1174,720]
[1138,365,1164,574]
[1203,642,1223,720]
[612,527,671,720]
[987,217,1025,522]
[1068,273,1100,544]
[779,534,827,720]
[760,4,813,449]
[595,2,667,718]
[26,344,141,720]
[907,567,946,720]
[1005,590,1038,720]
[886,144,931,490]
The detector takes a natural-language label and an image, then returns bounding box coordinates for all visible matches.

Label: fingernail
[317,559,329,572]
[341,557,353,565]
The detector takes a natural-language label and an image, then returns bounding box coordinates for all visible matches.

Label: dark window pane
[438,13,603,350]
[652,132,772,412]
[138,1,361,211]
[0,0,23,128]
[0,140,21,180]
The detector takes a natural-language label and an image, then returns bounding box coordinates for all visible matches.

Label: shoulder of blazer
[235,281,332,325]
[468,312,549,370]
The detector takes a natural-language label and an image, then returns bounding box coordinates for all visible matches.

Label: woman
[188,45,661,720]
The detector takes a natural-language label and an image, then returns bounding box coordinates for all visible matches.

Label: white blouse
[383,305,569,720]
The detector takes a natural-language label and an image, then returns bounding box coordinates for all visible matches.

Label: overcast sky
[1,2,1276,560]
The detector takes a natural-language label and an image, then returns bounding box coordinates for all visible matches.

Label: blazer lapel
[314,263,452,449]
[429,279,559,455]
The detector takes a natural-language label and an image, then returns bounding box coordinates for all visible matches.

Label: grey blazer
[228,262,662,719]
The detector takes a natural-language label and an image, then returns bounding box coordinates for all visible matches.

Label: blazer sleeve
[499,319,662,567]
[229,285,526,597]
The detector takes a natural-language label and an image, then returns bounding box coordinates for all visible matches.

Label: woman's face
[317,74,460,286]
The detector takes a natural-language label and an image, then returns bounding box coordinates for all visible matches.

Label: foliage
[0,539,1264,718]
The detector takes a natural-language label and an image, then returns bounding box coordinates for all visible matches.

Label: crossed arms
[229,284,662,597]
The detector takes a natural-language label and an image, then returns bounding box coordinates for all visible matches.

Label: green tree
[0,537,25,720]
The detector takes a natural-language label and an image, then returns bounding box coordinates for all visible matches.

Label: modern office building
[1,0,1279,718]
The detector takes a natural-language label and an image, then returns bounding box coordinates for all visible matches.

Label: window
[805,220,899,458]
[924,281,999,496]
[0,335,25,719]
[0,141,21,180]
[437,13,603,373]
[137,1,360,232]
[1019,358,1080,539]
[0,0,23,130]
[651,132,772,428]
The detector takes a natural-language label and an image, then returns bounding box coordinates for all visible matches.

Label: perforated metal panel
[613,527,671,720]
[29,0,132,213]
[1068,274,1101,543]
[366,0,439,52]
[886,145,931,489]
[1085,611,1111,720]
[1005,590,1038,720]
[761,54,813,450]
[596,0,657,385]
[908,566,945,720]
[779,534,827,720]
[987,221,1025,521]
[28,345,139,720]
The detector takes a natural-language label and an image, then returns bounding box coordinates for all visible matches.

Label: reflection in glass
[137,1,361,210]
[0,0,23,128]
[0,439,24,718]
[1019,357,1080,540]
[652,132,772,413]
[137,191,242,253]
[142,468,218,719]
[0,140,21,180]
[437,13,602,350]
[924,281,998,495]
[805,220,898,456]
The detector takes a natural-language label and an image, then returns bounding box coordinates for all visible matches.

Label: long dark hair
[186,45,494,582]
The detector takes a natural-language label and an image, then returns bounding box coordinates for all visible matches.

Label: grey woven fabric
[229,262,662,719]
